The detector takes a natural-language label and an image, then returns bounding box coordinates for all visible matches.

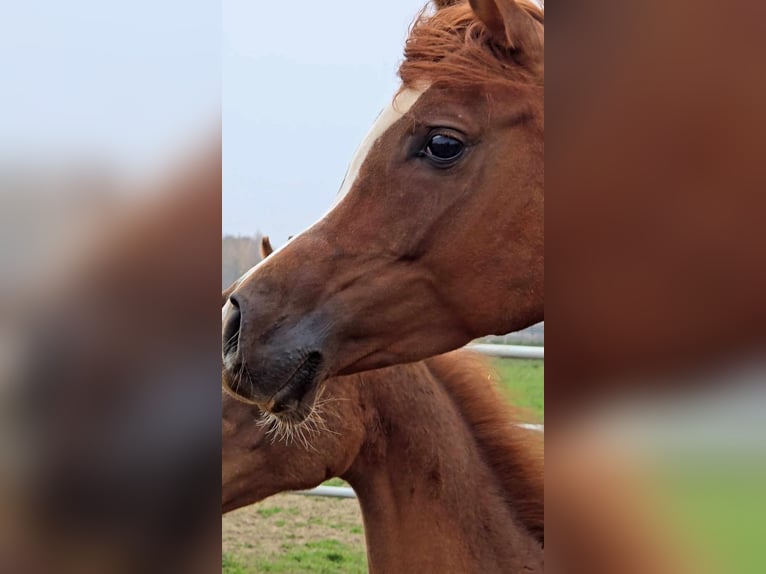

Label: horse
[222,349,544,573]
[221,0,544,416]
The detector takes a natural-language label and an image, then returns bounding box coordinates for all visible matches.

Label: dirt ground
[222,492,366,562]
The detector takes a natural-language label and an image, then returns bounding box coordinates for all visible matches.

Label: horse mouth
[222,351,324,421]
[267,352,323,415]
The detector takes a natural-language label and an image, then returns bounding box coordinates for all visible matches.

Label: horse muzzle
[221,293,329,416]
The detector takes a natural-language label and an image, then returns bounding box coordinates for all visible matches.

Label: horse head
[222,0,543,420]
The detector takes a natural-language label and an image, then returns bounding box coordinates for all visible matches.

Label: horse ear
[469,0,542,58]
[433,0,462,8]
[260,235,273,259]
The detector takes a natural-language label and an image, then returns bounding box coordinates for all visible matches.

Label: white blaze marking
[222,87,425,319]
[334,87,423,203]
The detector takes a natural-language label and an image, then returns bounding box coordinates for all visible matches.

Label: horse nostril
[222,296,242,358]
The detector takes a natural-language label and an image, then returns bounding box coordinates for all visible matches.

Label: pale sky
[1,0,437,247]
[0,0,220,171]
[222,0,426,245]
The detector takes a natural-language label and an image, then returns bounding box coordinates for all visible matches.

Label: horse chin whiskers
[255,384,338,451]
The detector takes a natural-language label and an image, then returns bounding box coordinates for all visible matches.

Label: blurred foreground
[547,0,766,572]
[1,2,221,571]
[0,144,222,573]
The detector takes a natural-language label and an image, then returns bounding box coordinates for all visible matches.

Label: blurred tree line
[222,233,262,289]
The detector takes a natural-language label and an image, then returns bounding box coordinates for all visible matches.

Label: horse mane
[399,0,543,90]
[425,351,544,545]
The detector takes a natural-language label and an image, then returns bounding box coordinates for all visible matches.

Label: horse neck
[343,361,543,574]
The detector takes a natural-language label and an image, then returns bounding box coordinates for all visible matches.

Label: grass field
[255,540,366,574]
[655,463,766,574]
[493,358,544,420]
[223,357,544,574]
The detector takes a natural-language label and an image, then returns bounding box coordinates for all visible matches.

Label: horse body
[222,351,543,573]
[221,0,544,418]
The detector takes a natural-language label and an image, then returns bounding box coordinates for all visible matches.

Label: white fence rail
[296,485,358,499]
[296,344,544,500]
[467,343,543,359]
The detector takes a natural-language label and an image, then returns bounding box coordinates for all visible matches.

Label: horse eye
[423,134,464,163]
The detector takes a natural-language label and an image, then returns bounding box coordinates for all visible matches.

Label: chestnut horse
[222,349,544,573]
[222,0,543,415]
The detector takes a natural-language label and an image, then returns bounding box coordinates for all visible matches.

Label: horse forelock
[400,1,543,91]
[425,351,544,545]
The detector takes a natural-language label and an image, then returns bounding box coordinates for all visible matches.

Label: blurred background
[223,0,426,246]
[547,1,766,572]
[0,1,221,573]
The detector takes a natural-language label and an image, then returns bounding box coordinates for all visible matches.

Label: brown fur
[222,351,543,572]
[426,353,544,544]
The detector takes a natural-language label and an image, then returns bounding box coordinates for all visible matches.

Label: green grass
[256,506,283,518]
[657,462,766,574]
[256,540,367,573]
[492,358,544,420]
[223,553,248,574]
[224,540,366,574]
